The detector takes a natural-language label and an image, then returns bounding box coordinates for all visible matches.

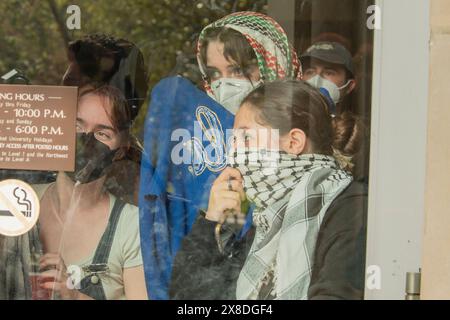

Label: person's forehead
[77,94,114,127]
[234,103,265,129]
[206,41,237,67]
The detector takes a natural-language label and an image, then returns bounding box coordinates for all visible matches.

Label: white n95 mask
[306,75,351,105]
[211,78,262,115]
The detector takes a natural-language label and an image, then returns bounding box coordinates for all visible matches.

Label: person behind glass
[0,34,148,300]
[138,12,303,300]
[170,80,367,300]
[301,41,369,183]
[197,11,302,114]
[63,33,149,205]
[300,41,356,115]
[37,85,147,300]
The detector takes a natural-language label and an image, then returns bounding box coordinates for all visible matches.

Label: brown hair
[65,33,149,121]
[79,85,141,162]
[78,85,142,204]
[332,111,366,158]
[199,27,258,82]
[242,80,366,172]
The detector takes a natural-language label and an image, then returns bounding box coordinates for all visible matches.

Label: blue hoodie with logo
[139,76,245,299]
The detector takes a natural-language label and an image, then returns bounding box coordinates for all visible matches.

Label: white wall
[365,0,430,299]
[421,0,450,299]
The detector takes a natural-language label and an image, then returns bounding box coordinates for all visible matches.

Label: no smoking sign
[0,179,40,236]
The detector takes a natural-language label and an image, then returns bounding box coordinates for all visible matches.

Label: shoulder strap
[91,198,126,265]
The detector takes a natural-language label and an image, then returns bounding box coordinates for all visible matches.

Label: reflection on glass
[0,0,373,301]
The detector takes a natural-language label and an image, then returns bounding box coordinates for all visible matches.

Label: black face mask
[67,132,117,184]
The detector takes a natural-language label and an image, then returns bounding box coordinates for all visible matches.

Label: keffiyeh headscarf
[228,148,353,299]
[197,11,302,95]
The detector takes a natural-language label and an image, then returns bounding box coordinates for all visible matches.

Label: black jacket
[169,182,367,300]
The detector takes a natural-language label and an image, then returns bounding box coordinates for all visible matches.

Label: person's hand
[206,167,246,223]
[39,253,80,300]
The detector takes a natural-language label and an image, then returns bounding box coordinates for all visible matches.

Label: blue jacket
[139,76,238,299]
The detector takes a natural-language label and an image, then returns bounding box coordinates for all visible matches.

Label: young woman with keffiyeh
[170,80,367,300]
[140,12,303,299]
[197,11,302,113]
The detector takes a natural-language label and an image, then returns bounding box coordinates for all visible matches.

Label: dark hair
[66,34,121,84]
[78,85,142,205]
[242,80,365,171]
[333,111,369,180]
[332,111,365,158]
[64,33,149,121]
[199,27,258,81]
[78,85,141,162]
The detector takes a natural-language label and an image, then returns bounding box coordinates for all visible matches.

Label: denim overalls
[78,199,126,300]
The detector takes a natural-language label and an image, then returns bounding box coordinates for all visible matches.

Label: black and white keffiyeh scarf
[228,148,353,299]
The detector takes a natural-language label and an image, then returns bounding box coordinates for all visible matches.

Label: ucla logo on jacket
[171,106,229,176]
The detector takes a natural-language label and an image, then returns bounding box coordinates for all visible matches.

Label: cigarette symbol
[0,180,39,236]
[13,187,32,217]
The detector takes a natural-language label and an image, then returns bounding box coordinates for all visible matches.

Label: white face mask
[306,75,351,105]
[211,78,262,115]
